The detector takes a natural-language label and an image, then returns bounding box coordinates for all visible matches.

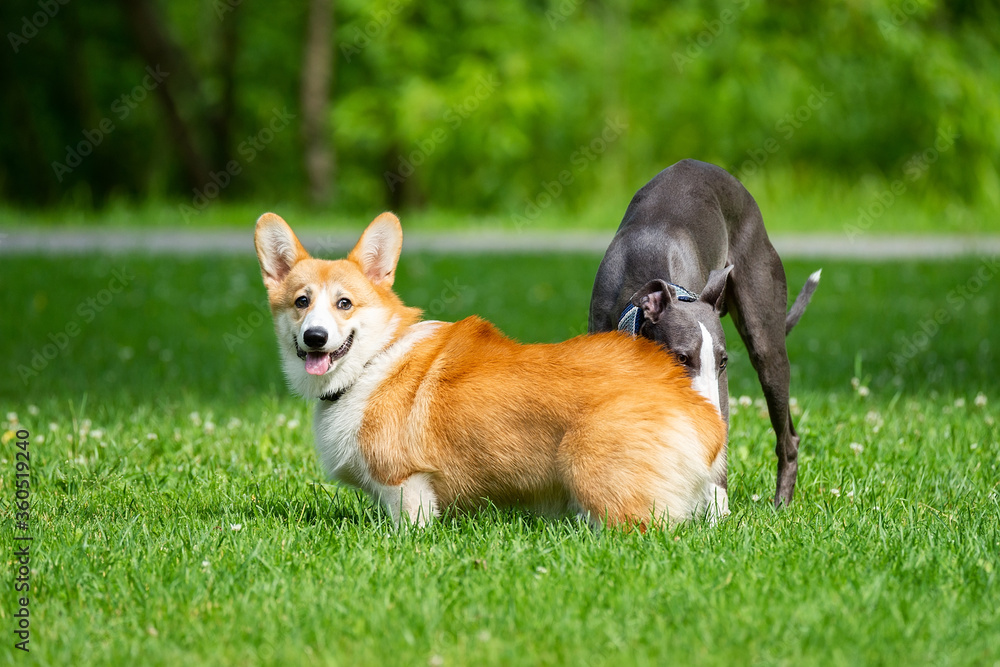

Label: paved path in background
[1,228,999,259]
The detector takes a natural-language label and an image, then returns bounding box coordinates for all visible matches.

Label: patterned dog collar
[617,282,699,336]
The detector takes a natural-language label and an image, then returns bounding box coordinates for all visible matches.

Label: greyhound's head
[630,265,733,416]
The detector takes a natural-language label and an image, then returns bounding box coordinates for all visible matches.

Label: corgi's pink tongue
[305,352,331,375]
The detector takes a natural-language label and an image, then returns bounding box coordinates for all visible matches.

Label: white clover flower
[974,393,987,407]
[738,395,752,408]
[857,386,870,398]
[230,523,242,531]
[954,397,966,408]
[850,442,864,454]
[751,494,761,502]
[830,488,841,497]
[27,405,39,416]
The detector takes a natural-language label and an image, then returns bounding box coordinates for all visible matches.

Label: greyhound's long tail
[785,269,822,335]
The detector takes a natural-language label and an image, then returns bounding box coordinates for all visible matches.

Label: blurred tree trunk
[0,59,51,204]
[301,0,336,206]
[65,8,112,204]
[117,0,211,191]
[210,4,241,171]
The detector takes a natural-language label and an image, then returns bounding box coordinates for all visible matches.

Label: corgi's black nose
[303,327,328,349]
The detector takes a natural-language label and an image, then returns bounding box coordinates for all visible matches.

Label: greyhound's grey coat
[589,159,819,507]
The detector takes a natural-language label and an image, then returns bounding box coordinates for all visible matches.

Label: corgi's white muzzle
[294,328,355,375]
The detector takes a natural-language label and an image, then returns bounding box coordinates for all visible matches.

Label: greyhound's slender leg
[715,367,730,491]
[726,262,800,507]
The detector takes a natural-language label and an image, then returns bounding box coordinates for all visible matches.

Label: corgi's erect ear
[348,212,403,287]
[255,212,310,291]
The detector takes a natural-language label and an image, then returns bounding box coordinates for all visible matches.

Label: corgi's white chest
[312,321,443,492]
[313,390,368,488]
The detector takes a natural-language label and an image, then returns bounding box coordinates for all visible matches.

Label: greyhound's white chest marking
[691,322,722,415]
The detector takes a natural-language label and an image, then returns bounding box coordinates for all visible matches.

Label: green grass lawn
[1,250,998,665]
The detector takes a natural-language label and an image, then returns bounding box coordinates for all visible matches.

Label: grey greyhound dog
[589,159,820,509]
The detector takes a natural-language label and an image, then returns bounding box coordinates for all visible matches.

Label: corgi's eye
[720,357,728,370]
[677,354,689,365]
[295,295,309,309]
[337,298,353,311]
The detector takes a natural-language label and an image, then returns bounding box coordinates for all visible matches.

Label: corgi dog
[255,212,728,529]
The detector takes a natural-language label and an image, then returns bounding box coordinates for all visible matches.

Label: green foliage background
[2,0,998,226]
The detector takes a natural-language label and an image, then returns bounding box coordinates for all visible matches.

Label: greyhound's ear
[631,279,677,324]
[701,265,733,313]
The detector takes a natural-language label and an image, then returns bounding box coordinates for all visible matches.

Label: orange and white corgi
[255,212,728,528]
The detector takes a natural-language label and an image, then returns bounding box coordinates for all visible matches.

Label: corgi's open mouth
[295,332,354,376]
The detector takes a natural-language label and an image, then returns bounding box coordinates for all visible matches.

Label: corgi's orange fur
[255,212,728,528]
